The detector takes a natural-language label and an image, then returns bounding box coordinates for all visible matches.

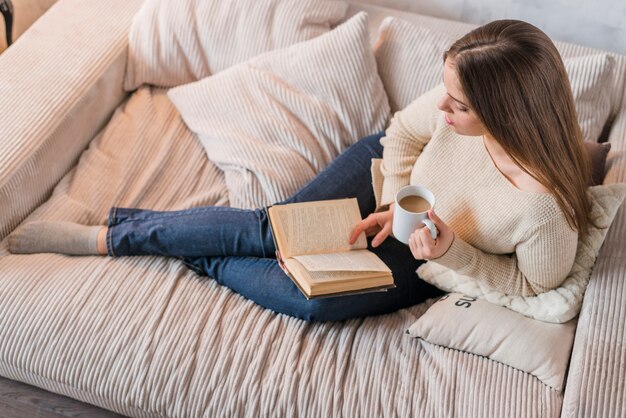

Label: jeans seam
[116,206,248,223]
[256,209,267,258]
[107,207,117,257]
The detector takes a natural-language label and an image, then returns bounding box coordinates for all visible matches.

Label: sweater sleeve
[430,215,579,296]
[380,83,444,206]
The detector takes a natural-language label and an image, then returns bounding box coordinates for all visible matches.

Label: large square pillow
[416,183,626,323]
[124,0,349,90]
[407,293,577,391]
[373,17,616,142]
[168,12,390,209]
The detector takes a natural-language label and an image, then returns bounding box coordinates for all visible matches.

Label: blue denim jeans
[106,132,443,321]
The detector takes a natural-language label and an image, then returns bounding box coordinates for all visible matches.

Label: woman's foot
[8,221,107,255]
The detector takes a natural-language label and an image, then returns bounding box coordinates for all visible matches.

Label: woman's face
[437,58,489,137]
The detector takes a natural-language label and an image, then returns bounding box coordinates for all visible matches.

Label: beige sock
[8,221,102,255]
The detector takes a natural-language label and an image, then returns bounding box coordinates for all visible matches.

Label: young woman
[9,19,594,321]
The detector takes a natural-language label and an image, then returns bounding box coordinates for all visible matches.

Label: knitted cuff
[380,177,407,208]
[430,233,475,271]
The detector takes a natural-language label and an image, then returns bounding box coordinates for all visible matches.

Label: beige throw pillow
[373,17,616,141]
[373,17,455,114]
[416,183,626,323]
[124,0,349,90]
[168,12,390,209]
[407,293,577,391]
[566,53,616,141]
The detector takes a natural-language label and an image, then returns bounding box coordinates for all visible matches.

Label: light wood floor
[0,375,126,417]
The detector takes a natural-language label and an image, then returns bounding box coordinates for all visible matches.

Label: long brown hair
[444,19,596,238]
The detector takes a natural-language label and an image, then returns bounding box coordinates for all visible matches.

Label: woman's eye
[457,106,468,112]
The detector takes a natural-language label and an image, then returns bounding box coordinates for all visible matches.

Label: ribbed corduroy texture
[0,73,563,418]
[417,341,564,417]
[566,54,616,141]
[167,12,390,209]
[0,2,624,417]
[124,0,349,91]
[562,87,626,417]
[372,15,463,113]
[0,0,144,242]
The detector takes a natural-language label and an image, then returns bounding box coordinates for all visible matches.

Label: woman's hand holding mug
[393,185,454,260]
[408,208,454,260]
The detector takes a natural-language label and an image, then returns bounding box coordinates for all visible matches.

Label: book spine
[275,250,289,276]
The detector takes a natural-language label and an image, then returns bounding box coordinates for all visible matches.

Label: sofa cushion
[167,12,390,209]
[123,0,348,90]
[566,54,616,142]
[373,17,616,142]
[373,16,454,114]
[407,293,577,391]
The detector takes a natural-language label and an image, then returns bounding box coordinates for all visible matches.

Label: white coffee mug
[392,185,438,245]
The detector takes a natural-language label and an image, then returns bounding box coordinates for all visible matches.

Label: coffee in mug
[392,185,438,245]
[398,195,431,213]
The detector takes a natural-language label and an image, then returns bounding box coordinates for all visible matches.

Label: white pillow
[373,17,616,141]
[407,293,577,391]
[124,0,349,91]
[168,12,390,209]
[417,183,626,323]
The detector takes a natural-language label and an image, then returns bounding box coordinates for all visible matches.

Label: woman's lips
[445,115,454,125]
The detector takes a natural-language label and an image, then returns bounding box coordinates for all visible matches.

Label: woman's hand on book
[349,206,395,248]
[408,208,454,260]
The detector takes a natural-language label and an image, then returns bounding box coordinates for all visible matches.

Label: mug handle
[421,219,439,240]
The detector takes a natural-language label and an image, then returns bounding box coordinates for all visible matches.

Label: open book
[267,198,395,299]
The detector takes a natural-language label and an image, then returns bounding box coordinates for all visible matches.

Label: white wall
[353,0,626,55]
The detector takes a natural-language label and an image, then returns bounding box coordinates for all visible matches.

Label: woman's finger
[409,231,421,259]
[420,225,437,247]
[350,216,376,244]
[417,228,432,259]
[408,232,417,257]
[371,223,391,248]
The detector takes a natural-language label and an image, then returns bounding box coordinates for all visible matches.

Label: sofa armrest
[0,0,144,240]
[562,100,626,415]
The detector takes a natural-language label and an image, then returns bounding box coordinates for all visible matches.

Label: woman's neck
[482,134,550,194]
[483,134,509,160]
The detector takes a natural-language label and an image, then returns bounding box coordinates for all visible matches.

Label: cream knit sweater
[380,84,578,297]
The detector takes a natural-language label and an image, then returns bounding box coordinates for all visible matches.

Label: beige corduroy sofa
[0,0,625,417]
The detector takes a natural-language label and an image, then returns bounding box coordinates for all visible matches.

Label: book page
[283,257,393,298]
[268,199,367,258]
[306,269,387,283]
[292,250,391,272]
